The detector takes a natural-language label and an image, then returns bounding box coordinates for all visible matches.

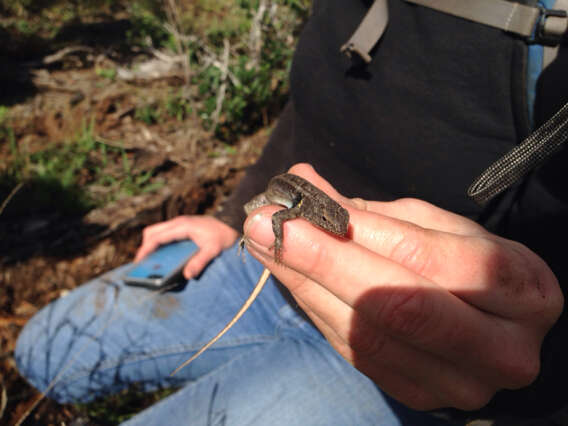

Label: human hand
[243,163,564,411]
[134,216,239,279]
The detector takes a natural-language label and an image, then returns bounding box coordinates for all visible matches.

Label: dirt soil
[0,26,269,425]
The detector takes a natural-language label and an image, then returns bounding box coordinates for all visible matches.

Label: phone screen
[123,240,199,289]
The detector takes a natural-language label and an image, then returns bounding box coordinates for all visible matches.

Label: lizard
[170,173,350,376]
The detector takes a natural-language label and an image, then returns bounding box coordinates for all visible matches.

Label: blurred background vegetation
[0,1,311,424]
[0,0,310,218]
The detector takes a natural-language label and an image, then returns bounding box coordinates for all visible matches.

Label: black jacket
[217,0,568,417]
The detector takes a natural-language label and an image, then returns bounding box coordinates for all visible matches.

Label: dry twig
[249,0,268,67]
[0,379,6,423]
[164,0,191,88]
[42,45,94,65]
[212,38,231,130]
[0,182,24,217]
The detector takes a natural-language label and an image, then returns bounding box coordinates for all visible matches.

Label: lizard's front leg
[271,205,302,263]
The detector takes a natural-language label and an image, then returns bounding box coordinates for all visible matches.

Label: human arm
[243,163,564,411]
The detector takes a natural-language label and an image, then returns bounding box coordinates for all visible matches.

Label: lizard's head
[319,204,349,236]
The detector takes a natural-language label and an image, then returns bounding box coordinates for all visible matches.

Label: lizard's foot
[237,235,248,262]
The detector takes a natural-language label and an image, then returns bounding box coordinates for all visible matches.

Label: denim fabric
[16,243,450,425]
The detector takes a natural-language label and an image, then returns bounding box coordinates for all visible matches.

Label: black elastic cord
[468,101,568,205]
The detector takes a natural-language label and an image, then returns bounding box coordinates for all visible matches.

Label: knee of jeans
[14,306,93,404]
[15,313,51,395]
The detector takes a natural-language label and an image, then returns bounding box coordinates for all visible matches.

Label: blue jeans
[16,243,452,425]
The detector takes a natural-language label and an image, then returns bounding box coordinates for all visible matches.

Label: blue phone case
[123,240,199,289]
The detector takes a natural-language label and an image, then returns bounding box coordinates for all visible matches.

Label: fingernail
[243,211,274,249]
[183,267,193,280]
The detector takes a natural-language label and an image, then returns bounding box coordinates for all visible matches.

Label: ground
[0,18,271,425]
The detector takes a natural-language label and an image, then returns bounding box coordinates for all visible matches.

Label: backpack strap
[342,0,568,63]
[406,0,567,45]
[340,0,389,63]
[341,1,568,205]
[544,0,568,68]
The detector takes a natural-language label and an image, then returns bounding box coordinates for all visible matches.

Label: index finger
[288,164,487,236]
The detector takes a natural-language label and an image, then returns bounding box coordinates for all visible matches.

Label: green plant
[184,0,306,140]
[0,119,164,217]
[165,91,192,121]
[15,19,35,35]
[126,2,170,48]
[0,107,23,173]
[134,104,160,125]
[95,67,117,80]
[25,122,99,196]
[0,105,10,136]
[120,168,164,196]
[0,0,311,220]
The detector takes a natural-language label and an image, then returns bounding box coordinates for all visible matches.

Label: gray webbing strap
[340,0,568,205]
[340,0,389,63]
[342,0,567,63]
[405,0,568,45]
[468,102,568,205]
[406,0,539,37]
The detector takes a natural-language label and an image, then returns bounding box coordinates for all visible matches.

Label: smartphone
[123,240,199,289]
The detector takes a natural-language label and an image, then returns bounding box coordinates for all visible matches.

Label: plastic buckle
[340,42,373,64]
[534,5,568,46]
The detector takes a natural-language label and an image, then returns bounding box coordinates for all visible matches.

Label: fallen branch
[42,45,94,65]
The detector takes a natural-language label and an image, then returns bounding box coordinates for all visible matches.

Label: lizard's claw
[237,235,248,262]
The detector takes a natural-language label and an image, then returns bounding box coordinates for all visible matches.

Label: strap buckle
[533,5,568,46]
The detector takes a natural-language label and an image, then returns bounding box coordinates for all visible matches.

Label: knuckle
[377,288,434,339]
[484,240,563,321]
[394,378,495,411]
[512,357,540,388]
[511,245,564,323]
[172,216,187,225]
[496,350,540,389]
[451,384,495,411]
[348,316,389,358]
[288,163,312,174]
[480,240,533,299]
[349,197,368,211]
[141,227,153,242]
[393,197,425,210]
[389,228,434,276]
[401,390,441,411]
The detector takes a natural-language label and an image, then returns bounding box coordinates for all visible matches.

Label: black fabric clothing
[216,0,568,417]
